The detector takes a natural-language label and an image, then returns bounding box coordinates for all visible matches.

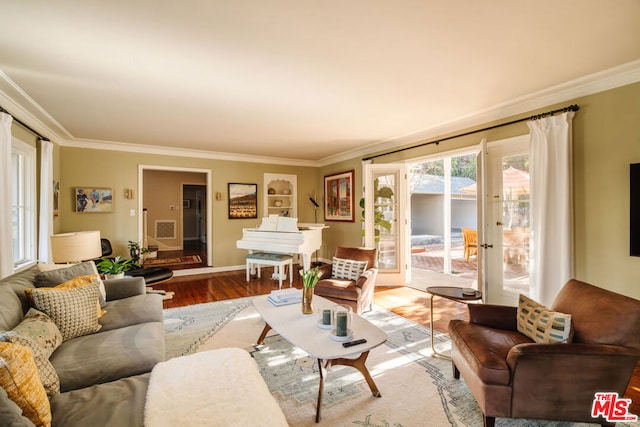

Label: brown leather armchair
[313,246,377,314]
[448,279,640,427]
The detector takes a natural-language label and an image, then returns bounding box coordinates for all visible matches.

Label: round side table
[426,286,482,359]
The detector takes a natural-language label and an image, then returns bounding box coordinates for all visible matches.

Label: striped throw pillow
[331,257,368,281]
[517,294,572,344]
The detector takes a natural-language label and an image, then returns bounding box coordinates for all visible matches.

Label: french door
[363,163,408,286]
[483,135,531,305]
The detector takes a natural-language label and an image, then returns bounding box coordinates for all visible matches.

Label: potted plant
[299,266,321,315]
[127,241,149,263]
[96,256,138,280]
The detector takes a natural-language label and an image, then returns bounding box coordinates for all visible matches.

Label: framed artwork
[75,187,113,213]
[228,183,258,219]
[324,170,355,222]
[631,163,640,256]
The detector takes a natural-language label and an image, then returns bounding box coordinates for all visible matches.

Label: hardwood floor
[154,267,640,417]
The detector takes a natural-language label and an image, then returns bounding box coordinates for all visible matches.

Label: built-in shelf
[264,173,297,218]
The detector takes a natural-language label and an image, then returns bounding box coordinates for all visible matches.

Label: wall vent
[155,220,176,239]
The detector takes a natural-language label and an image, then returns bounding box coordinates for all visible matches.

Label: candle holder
[317,307,333,329]
[330,305,353,341]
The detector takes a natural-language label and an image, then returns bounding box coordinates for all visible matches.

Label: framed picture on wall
[228,183,258,219]
[75,187,113,213]
[324,170,355,222]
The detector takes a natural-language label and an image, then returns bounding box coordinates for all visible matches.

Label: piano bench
[246,253,293,289]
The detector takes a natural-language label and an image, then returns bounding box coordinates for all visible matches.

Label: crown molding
[3,60,640,167]
[58,137,319,167]
[0,70,73,142]
[317,59,640,166]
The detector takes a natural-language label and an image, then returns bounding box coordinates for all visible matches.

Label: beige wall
[334,82,640,298]
[317,162,364,260]
[51,81,640,298]
[143,170,206,249]
[572,83,640,298]
[57,148,320,265]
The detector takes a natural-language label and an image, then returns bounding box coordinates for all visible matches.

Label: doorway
[182,184,207,246]
[138,165,213,275]
[407,151,478,290]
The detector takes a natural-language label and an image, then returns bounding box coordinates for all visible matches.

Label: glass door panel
[501,155,530,294]
[485,135,530,305]
[374,171,398,270]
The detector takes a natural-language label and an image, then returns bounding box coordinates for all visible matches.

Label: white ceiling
[1,0,639,163]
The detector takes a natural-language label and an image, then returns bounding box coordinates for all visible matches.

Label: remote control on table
[342,339,367,348]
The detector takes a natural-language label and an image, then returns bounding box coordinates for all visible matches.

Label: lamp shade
[50,231,102,263]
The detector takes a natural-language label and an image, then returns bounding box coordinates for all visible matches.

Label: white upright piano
[236,215,327,271]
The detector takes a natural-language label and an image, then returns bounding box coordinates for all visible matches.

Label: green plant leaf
[376,186,394,199]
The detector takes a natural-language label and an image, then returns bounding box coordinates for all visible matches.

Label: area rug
[144,255,202,267]
[147,288,175,301]
[164,301,629,427]
[162,297,252,359]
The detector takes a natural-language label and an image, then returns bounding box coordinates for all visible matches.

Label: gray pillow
[35,261,106,307]
[0,385,37,427]
[0,285,24,331]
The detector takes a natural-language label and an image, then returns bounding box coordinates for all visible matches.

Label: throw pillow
[47,275,106,318]
[0,385,37,427]
[11,309,63,358]
[26,283,102,341]
[0,342,52,427]
[331,257,368,281]
[36,261,106,307]
[0,332,60,396]
[517,294,573,344]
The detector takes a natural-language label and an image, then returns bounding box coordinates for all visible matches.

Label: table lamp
[50,231,102,264]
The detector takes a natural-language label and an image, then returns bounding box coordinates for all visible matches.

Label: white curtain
[528,112,575,305]
[38,139,54,263]
[0,112,13,278]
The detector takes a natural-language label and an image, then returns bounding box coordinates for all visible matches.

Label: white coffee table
[253,294,387,423]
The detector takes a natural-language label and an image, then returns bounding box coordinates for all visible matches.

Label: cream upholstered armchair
[313,246,378,314]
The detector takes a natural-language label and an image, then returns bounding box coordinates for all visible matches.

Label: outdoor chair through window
[461,228,478,262]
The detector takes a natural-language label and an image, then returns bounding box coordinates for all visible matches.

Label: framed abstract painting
[75,187,113,213]
[324,170,355,222]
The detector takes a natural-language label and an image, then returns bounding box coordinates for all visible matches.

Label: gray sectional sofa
[0,263,165,427]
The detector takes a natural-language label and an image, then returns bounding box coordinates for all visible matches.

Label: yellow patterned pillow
[517,294,573,344]
[0,342,52,427]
